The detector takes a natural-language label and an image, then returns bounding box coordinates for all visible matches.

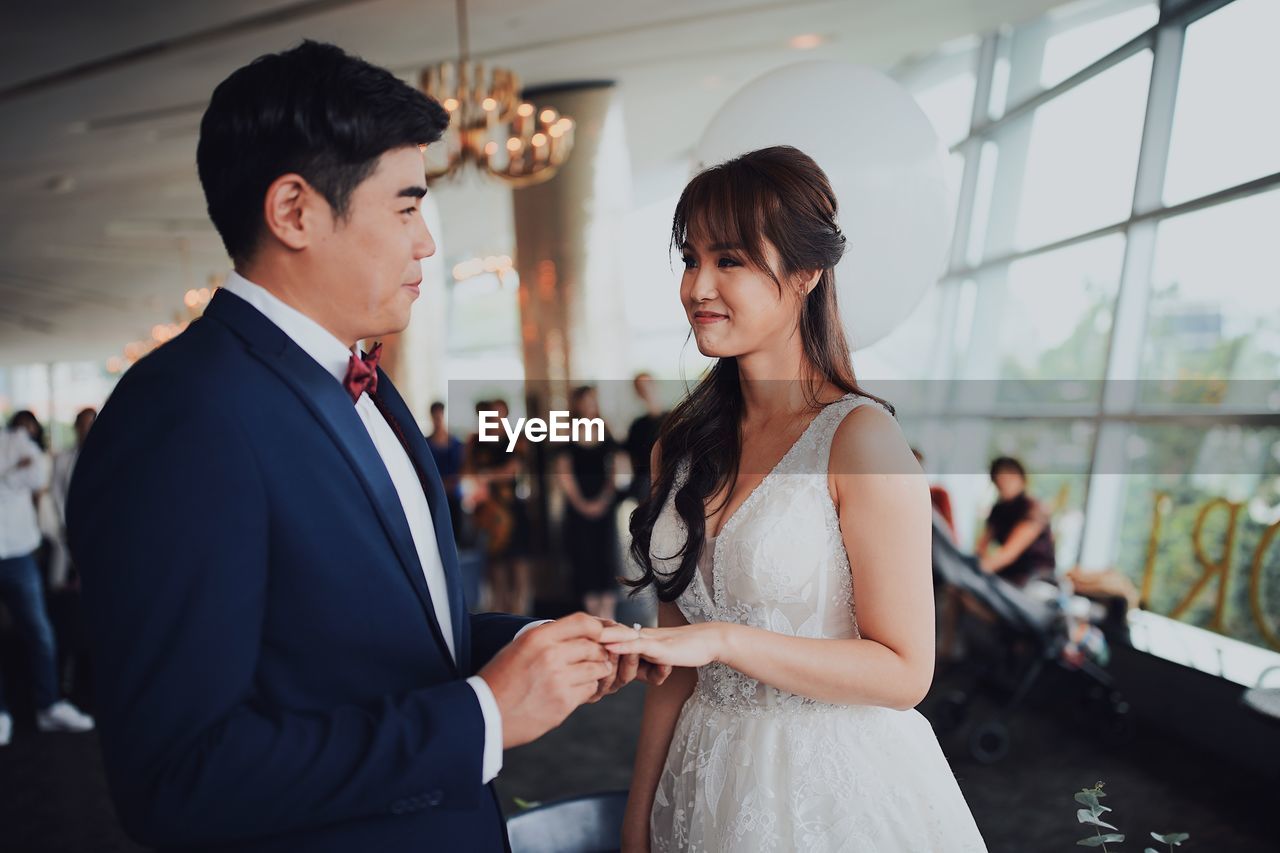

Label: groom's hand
[478,612,615,749]
[587,619,673,702]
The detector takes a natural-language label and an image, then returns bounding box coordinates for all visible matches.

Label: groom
[67,41,661,852]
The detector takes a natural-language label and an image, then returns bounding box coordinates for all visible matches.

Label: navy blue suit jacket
[67,289,531,851]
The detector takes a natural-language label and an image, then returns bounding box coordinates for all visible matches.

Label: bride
[600,146,987,852]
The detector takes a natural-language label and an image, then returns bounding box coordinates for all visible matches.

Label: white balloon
[695,61,951,350]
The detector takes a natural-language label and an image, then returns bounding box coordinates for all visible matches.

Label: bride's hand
[599,622,728,669]
[587,618,675,701]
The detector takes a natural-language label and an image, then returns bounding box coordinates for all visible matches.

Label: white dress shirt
[0,429,50,560]
[222,272,526,783]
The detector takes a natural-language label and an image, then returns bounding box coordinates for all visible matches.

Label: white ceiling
[0,0,1065,365]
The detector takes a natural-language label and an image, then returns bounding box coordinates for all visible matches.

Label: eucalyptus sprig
[1144,831,1190,853]
[1072,781,1190,851]
[1075,782,1124,850]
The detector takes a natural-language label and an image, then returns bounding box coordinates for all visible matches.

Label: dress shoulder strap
[809,393,895,472]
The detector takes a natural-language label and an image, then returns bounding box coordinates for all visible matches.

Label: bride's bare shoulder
[828,399,917,478]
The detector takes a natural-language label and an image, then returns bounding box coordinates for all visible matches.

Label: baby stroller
[929,517,1129,763]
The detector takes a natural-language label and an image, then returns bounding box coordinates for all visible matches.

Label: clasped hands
[582,616,676,702]
[479,612,733,748]
[588,617,731,694]
[598,620,728,670]
[478,612,683,749]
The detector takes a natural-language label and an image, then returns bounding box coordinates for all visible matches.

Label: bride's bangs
[672,162,780,282]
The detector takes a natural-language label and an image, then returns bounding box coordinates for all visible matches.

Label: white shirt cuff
[515,619,554,640]
[464,621,552,785]
[466,676,504,784]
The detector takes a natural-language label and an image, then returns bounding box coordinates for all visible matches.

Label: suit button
[426,790,443,807]
[390,799,410,815]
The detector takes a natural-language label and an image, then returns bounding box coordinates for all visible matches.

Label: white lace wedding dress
[647,394,987,852]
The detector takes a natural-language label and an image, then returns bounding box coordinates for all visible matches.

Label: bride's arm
[604,405,935,712]
[622,600,696,852]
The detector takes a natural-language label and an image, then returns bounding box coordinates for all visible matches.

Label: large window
[892,0,1280,676]
[1006,51,1151,251]
[1142,189,1280,388]
[1038,0,1159,88]
[1112,423,1280,653]
[1163,0,1280,204]
[985,236,1125,390]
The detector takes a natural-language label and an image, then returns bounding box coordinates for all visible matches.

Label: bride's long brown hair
[627,146,894,602]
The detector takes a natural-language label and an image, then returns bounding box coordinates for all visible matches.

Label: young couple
[68,40,984,853]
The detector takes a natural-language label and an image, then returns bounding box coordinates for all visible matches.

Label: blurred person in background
[10,410,59,580]
[976,456,1057,589]
[557,385,621,621]
[913,445,965,663]
[48,407,97,589]
[425,401,465,543]
[912,446,955,541]
[624,372,667,505]
[0,412,94,746]
[467,398,534,614]
[8,410,47,456]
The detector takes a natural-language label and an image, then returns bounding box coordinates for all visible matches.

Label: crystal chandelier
[420,0,575,187]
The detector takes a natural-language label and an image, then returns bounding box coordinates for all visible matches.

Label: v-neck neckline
[705,395,850,541]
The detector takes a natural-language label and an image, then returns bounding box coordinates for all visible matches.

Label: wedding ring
[632,622,643,639]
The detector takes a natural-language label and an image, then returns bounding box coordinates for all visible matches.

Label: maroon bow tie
[343,342,382,403]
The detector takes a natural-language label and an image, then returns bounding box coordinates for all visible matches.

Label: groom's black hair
[197,40,449,265]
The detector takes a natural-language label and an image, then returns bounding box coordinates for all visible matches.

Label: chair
[506,790,628,853]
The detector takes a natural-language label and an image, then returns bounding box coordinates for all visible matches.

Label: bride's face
[680,235,802,359]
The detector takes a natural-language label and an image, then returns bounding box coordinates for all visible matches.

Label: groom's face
[309,145,436,344]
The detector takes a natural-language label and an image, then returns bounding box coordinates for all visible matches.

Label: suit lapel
[372,377,469,670]
[203,290,458,671]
